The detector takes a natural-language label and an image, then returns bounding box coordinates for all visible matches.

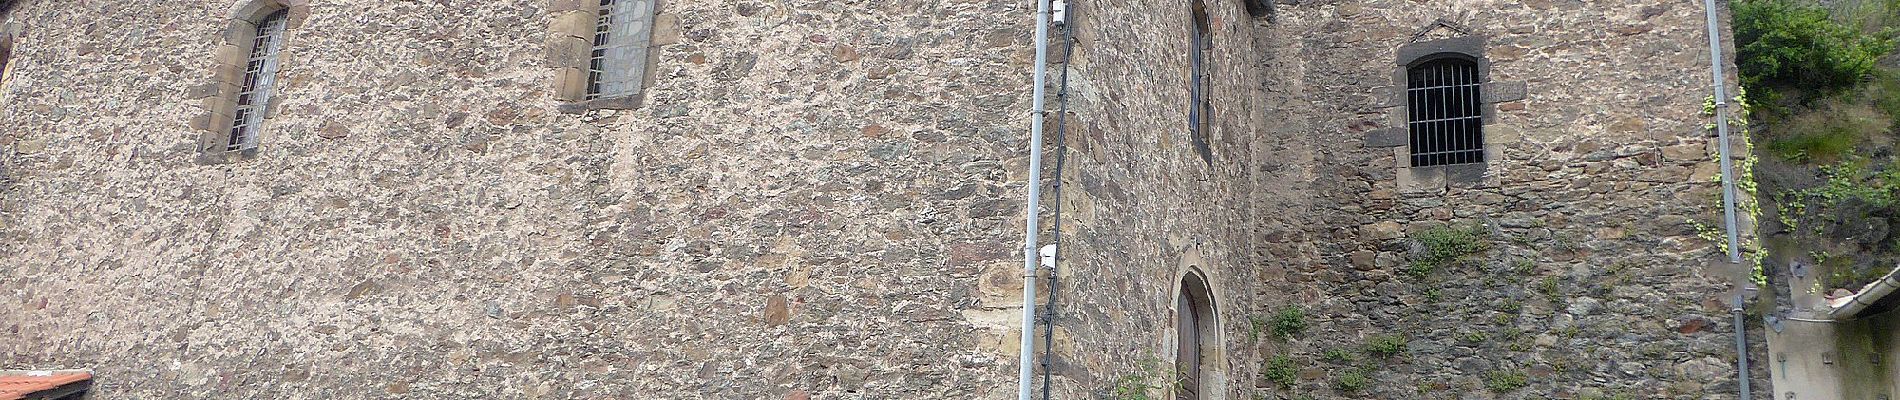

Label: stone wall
[0,0,1037,397]
[1228,0,1772,398]
[0,0,1769,399]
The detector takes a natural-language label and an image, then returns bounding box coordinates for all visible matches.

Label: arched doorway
[1175,269,1218,399]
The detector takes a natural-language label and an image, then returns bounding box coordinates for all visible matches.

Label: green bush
[1334,370,1369,392]
[1483,369,1530,392]
[1363,334,1406,357]
[1322,348,1354,363]
[1407,225,1491,278]
[1270,306,1307,339]
[1735,0,1896,100]
[1263,356,1298,388]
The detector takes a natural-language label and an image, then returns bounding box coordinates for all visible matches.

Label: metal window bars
[586,0,653,100]
[1406,58,1484,167]
[586,0,612,99]
[226,10,288,152]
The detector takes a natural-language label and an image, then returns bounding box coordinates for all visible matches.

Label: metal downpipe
[1701,0,1750,398]
[1018,0,1052,398]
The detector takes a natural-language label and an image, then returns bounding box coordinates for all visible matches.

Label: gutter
[1827,265,1900,319]
[1017,0,1053,398]
[1699,0,1751,398]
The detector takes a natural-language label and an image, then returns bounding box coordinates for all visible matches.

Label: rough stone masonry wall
[1036,0,1285,397]
[1251,1,1772,399]
[0,0,1041,398]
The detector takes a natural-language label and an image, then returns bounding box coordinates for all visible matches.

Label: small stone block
[1483,81,1528,103]
[1444,162,1490,188]
[1486,124,1520,144]
[547,0,593,12]
[549,10,594,38]
[285,6,313,29]
[220,21,253,46]
[1398,166,1447,195]
[1366,127,1407,148]
[652,14,682,46]
[553,67,586,102]
[185,82,222,99]
[545,35,590,68]
[213,43,246,69]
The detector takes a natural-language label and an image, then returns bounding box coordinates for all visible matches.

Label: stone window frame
[1365,35,1527,193]
[546,0,678,114]
[190,0,310,164]
[1,16,19,92]
[1169,262,1226,400]
[1187,0,1214,165]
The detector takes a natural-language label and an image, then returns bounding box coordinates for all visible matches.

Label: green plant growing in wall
[1262,355,1298,388]
[1334,369,1369,392]
[1270,306,1307,339]
[1482,369,1529,392]
[1107,359,1178,400]
[1247,315,1267,343]
[1363,334,1406,358]
[1407,225,1492,278]
[1698,90,1771,288]
[1322,348,1354,364]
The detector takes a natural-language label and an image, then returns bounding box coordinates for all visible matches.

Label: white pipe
[1700,1,1749,398]
[1829,266,1900,319]
[1017,0,1052,398]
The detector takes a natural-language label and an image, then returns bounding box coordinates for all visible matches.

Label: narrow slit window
[226,10,288,152]
[586,0,655,100]
[1187,0,1212,164]
[1406,58,1484,167]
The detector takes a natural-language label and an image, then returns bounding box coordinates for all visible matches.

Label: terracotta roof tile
[0,370,91,400]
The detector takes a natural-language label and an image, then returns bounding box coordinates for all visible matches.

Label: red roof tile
[0,370,91,400]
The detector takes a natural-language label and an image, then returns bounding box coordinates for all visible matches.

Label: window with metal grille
[1187,0,1212,164]
[1406,58,1484,167]
[586,0,655,100]
[226,10,288,152]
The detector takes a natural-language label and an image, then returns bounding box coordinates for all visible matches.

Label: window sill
[196,148,260,165]
[558,95,643,115]
[1399,162,1494,194]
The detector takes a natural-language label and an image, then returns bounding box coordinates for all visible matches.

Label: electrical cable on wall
[1040,1,1075,399]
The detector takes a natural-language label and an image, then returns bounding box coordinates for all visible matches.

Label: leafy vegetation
[1322,348,1354,364]
[1334,369,1369,392]
[1735,0,1895,103]
[1406,225,1492,278]
[1107,359,1177,400]
[1482,369,1529,392]
[1737,0,1900,292]
[1262,355,1298,388]
[1363,334,1406,358]
[1270,306,1308,339]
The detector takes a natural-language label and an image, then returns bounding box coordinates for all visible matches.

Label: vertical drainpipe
[1701,0,1751,398]
[1018,0,1053,398]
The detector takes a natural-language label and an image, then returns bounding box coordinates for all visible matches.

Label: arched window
[550,0,659,106]
[226,9,288,152]
[0,33,12,88]
[194,1,302,160]
[1187,0,1213,165]
[1175,270,1217,399]
[1,12,15,90]
[1406,57,1484,167]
